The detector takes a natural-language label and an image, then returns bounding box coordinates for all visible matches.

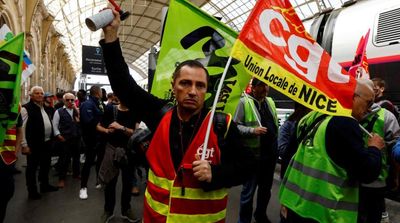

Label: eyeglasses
[354,93,373,108]
[65,99,75,102]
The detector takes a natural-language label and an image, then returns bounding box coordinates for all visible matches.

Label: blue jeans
[238,154,277,223]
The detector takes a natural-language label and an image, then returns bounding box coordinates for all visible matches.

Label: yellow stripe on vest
[171,187,227,200]
[148,169,174,190]
[145,189,169,216]
[4,135,16,140]
[166,209,226,223]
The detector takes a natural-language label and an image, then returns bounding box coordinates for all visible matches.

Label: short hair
[89,86,101,96]
[107,92,114,99]
[63,92,75,100]
[371,77,385,88]
[56,92,64,99]
[30,86,43,95]
[172,60,209,81]
[355,78,374,96]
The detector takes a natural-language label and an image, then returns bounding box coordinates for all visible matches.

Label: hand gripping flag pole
[201,56,233,160]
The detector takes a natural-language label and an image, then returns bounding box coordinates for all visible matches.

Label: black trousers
[25,141,52,193]
[238,150,277,223]
[104,164,133,213]
[358,186,385,223]
[58,137,80,179]
[0,162,14,223]
[80,136,105,188]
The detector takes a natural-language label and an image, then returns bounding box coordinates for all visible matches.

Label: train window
[375,7,400,47]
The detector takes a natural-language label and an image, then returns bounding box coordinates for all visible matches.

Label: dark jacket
[23,101,53,148]
[57,107,80,140]
[100,38,255,190]
[80,95,102,138]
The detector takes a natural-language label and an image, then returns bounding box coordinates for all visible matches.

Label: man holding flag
[100,7,255,223]
[226,0,386,222]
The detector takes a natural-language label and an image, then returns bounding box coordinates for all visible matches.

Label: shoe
[121,209,140,223]
[28,192,42,200]
[95,183,102,189]
[381,211,389,223]
[101,211,114,223]
[40,184,59,193]
[131,186,140,196]
[79,187,88,200]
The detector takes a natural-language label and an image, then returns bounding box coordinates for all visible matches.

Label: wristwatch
[121,126,127,132]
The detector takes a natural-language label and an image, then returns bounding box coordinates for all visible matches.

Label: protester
[278,102,310,179]
[234,80,279,223]
[393,138,400,163]
[279,79,385,223]
[358,101,400,223]
[372,77,399,120]
[75,89,87,108]
[0,114,22,222]
[100,9,255,222]
[79,85,103,199]
[52,93,81,188]
[21,86,58,200]
[54,92,65,110]
[97,98,139,223]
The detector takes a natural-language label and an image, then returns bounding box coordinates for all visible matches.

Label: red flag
[231,0,356,116]
[348,29,370,79]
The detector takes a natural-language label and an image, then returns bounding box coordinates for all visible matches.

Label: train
[272,0,400,107]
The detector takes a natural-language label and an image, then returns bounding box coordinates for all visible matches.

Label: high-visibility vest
[144,110,230,223]
[0,127,17,165]
[242,96,278,149]
[279,111,359,223]
[361,108,387,187]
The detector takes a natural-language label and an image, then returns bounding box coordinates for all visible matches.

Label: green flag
[0,33,24,144]
[151,0,251,115]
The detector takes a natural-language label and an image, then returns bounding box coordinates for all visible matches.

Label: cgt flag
[151,0,251,115]
[231,0,357,116]
[0,33,24,144]
[348,29,370,79]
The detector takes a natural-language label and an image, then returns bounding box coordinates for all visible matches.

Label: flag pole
[359,124,373,137]
[243,92,262,127]
[201,56,233,160]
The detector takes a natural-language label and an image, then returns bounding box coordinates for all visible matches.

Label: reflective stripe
[167,209,226,223]
[282,178,358,212]
[4,135,16,140]
[145,189,169,216]
[291,159,351,187]
[171,187,227,200]
[148,169,173,191]
[2,146,15,151]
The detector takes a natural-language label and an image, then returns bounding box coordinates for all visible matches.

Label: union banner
[231,0,357,116]
[0,33,24,144]
[151,0,251,115]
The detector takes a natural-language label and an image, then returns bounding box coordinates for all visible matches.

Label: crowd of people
[1,7,400,223]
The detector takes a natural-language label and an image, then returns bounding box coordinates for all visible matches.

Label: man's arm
[99,8,165,132]
[52,110,61,137]
[326,116,383,184]
[383,109,400,147]
[201,122,256,190]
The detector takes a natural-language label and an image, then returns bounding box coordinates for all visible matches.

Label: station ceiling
[43,0,346,80]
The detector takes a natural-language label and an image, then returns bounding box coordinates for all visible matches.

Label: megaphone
[85,0,131,31]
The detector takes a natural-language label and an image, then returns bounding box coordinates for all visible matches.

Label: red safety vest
[0,128,17,165]
[144,110,229,223]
